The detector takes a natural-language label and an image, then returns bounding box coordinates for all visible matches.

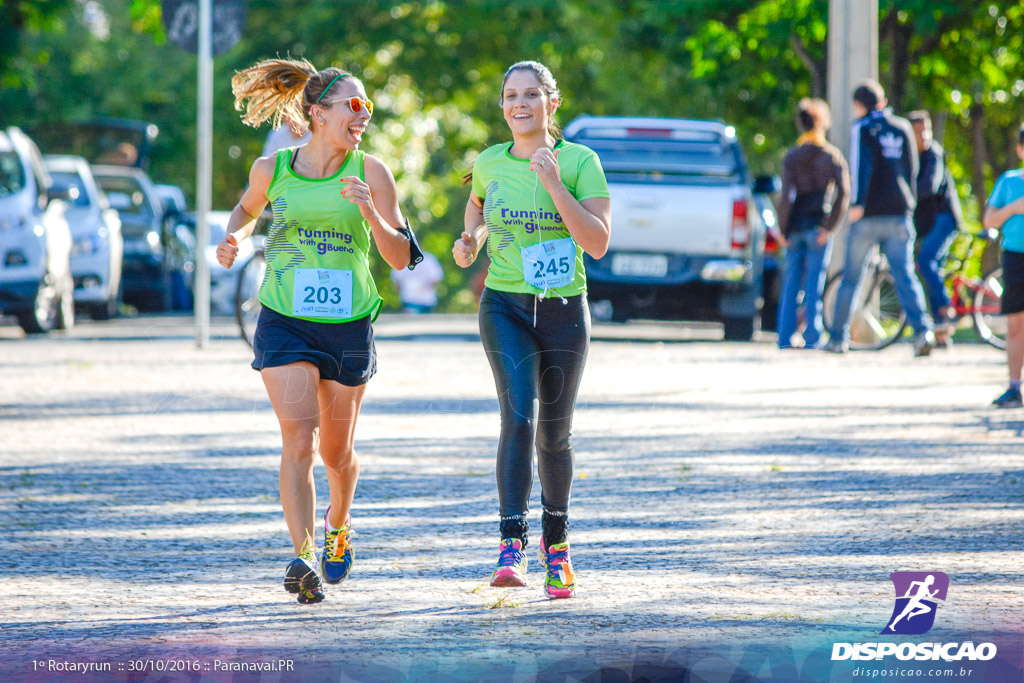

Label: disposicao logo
[882,571,948,635]
[831,572,998,663]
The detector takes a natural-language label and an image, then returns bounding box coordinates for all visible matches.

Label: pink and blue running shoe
[540,537,576,599]
[489,538,528,587]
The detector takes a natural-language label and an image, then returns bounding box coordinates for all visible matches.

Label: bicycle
[819,228,1006,350]
[235,247,266,349]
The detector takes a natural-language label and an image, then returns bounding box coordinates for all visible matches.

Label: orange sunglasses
[340,96,373,116]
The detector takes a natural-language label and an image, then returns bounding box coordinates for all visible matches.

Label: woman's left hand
[530,148,560,189]
[340,175,378,221]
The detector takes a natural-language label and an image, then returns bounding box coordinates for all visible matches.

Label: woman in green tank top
[216,58,413,604]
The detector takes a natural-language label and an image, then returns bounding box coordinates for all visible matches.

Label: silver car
[0,127,74,334]
[45,155,124,320]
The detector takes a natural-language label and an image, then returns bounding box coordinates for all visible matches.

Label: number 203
[303,286,343,305]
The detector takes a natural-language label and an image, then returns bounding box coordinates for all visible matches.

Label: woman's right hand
[452,231,477,268]
[216,233,239,269]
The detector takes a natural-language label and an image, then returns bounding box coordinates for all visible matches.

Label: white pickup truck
[565,116,779,341]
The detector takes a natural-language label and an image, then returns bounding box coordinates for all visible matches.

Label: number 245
[533,256,570,279]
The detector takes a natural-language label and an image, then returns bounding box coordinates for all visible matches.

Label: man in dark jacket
[827,80,936,356]
[909,110,962,346]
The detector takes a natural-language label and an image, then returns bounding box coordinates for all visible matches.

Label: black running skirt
[251,306,376,386]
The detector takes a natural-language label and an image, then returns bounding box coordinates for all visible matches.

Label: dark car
[30,118,159,172]
[91,165,193,312]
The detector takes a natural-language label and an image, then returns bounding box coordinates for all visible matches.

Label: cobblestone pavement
[0,315,1021,681]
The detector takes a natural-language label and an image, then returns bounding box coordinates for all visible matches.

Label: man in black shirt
[909,110,962,347]
[775,98,850,349]
[827,80,936,356]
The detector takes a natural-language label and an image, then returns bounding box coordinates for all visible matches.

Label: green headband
[316,72,350,104]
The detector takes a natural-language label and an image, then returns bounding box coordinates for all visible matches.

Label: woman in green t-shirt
[452,61,611,598]
[217,58,413,604]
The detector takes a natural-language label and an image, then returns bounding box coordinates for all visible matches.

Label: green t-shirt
[259,147,383,323]
[471,140,610,296]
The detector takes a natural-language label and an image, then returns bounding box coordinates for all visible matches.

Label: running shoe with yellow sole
[321,506,354,585]
[284,533,325,604]
[489,538,528,587]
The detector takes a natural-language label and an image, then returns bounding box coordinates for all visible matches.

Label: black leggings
[479,288,590,539]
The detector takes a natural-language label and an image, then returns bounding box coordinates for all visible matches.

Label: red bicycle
[820,229,1007,350]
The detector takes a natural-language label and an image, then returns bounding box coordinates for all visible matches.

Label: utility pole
[827,0,878,280]
[163,0,244,348]
[195,0,212,348]
[827,0,878,158]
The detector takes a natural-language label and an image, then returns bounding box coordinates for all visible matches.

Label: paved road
[1,314,1021,682]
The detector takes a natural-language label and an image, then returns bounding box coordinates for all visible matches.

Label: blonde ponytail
[231,58,318,135]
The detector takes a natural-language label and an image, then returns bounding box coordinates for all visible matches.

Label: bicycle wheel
[822,263,908,350]
[972,266,1007,350]
[236,250,266,349]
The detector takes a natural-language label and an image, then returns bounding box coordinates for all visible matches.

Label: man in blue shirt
[827,80,936,356]
[983,123,1024,408]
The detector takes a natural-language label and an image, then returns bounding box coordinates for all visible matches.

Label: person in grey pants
[827,80,936,356]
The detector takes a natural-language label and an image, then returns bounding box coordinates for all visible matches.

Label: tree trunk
[1008,132,1020,176]
[789,35,826,99]
[883,13,913,111]
[933,111,947,145]
[969,100,989,210]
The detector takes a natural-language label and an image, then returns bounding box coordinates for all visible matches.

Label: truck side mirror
[753,175,780,195]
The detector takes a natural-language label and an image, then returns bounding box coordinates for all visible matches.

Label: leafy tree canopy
[3,0,1022,308]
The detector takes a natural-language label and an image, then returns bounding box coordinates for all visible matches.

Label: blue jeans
[915,211,957,317]
[831,215,933,341]
[777,228,831,348]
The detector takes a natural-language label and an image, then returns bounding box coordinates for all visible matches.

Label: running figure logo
[882,572,949,635]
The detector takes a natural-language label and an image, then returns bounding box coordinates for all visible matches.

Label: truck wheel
[760,270,780,332]
[723,316,757,342]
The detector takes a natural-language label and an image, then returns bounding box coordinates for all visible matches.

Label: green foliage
[3,0,1023,310]
[0,0,73,85]
[876,1,1024,212]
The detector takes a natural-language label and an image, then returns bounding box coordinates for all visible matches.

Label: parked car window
[0,152,25,197]
[580,138,741,185]
[95,176,154,219]
[48,172,92,208]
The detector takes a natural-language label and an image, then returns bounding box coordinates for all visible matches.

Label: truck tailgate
[608,182,737,256]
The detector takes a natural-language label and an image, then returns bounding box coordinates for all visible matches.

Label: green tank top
[259,147,382,323]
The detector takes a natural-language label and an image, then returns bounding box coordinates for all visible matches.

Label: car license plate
[611,253,669,277]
